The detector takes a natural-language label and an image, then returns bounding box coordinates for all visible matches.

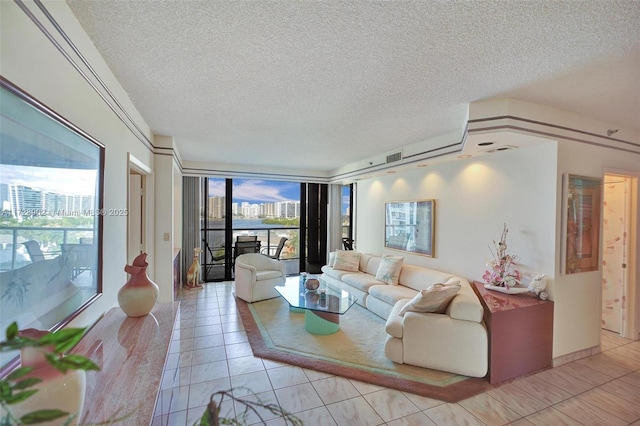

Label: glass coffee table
[275,276,358,335]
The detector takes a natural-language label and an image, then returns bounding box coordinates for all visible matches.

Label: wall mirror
[384,199,435,257]
[0,77,104,370]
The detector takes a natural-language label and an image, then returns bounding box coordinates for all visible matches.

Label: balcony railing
[202,226,300,281]
[0,226,94,271]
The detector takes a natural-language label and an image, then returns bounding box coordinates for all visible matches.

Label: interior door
[602,175,629,334]
[128,172,144,262]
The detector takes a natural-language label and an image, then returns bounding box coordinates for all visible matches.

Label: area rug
[237,297,493,402]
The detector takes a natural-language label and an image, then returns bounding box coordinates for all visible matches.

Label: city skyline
[208,178,351,215]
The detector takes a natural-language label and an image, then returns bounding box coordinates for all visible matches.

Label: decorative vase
[118,252,159,317]
[12,329,86,426]
[305,276,320,291]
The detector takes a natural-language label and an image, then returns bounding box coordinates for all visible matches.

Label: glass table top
[275,275,358,315]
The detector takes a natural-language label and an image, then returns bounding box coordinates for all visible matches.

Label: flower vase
[11,330,86,426]
[118,252,159,317]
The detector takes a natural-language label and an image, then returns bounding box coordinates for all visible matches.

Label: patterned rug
[237,296,493,402]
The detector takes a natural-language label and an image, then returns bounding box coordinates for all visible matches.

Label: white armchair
[234,253,286,302]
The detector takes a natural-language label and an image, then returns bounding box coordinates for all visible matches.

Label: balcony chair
[202,238,226,277]
[22,240,45,262]
[342,237,354,250]
[234,236,261,258]
[234,253,286,302]
[262,237,288,260]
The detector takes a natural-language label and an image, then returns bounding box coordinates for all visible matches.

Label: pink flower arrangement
[483,224,521,289]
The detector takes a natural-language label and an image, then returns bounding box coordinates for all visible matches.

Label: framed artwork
[561,174,602,274]
[0,77,104,371]
[385,199,435,257]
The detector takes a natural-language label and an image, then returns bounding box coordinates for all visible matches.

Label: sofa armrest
[235,261,257,284]
[447,292,484,323]
[384,299,411,338]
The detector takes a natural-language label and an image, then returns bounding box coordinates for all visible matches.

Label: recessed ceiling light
[417,163,428,167]
[387,171,396,174]
[457,154,472,159]
[477,141,494,146]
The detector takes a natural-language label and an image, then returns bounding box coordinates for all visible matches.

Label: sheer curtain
[182,176,201,283]
[327,184,343,255]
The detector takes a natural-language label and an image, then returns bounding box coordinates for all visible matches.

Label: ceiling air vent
[386,152,402,164]
[480,145,519,153]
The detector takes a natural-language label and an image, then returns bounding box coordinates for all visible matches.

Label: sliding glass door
[202,177,302,281]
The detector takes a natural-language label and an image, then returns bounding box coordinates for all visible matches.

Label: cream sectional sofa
[320,251,488,378]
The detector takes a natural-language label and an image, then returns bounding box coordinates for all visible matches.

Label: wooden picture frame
[385,199,435,257]
[0,77,104,370]
[561,174,601,274]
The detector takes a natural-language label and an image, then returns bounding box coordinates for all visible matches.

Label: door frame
[127,153,151,264]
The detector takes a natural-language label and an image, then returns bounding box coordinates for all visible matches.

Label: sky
[0,164,97,195]
[208,178,300,204]
[208,178,351,214]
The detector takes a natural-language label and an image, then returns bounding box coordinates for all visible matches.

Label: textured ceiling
[66,1,640,173]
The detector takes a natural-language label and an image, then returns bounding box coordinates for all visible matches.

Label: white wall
[554,140,640,356]
[356,143,558,287]
[357,137,640,359]
[1,1,157,328]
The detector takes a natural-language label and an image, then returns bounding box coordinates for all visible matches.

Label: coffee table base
[304,310,339,335]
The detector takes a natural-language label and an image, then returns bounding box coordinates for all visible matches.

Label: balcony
[202,226,300,281]
[0,226,94,272]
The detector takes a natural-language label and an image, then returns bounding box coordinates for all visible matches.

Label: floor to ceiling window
[202,178,301,281]
[342,184,354,247]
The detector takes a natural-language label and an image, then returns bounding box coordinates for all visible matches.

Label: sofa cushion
[375,255,404,285]
[398,264,455,291]
[447,283,485,322]
[342,273,385,293]
[256,270,283,281]
[328,251,337,267]
[359,253,374,272]
[364,256,381,276]
[368,284,417,306]
[321,265,351,281]
[399,282,461,316]
[334,250,360,271]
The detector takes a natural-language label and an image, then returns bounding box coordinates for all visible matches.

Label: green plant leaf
[44,353,65,372]
[13,377,42,390]
[57,354,100,372]
[5,389,38,404]
[6,366,34,381]
[5,323,18,341]
[38,328,86,354]
[0,380,12,400]
[61,413,77,426]
[20,409,68,424]
[0,339,30,352]
[194,410,210,426]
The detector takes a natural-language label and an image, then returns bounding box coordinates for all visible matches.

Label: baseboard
[552,345,600,367]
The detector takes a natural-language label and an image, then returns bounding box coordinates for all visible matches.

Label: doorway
[602,173,637,338]
[128,172,144,262]
[127,154,150,264]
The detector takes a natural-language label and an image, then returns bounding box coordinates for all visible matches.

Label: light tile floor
[152,282,640,426]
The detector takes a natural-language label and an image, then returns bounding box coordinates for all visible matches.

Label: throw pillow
[328,251,337,267]
[333,250,360,272]
[375,255,404,285]
[399,282,461,316]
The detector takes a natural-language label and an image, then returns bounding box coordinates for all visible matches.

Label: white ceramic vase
[118,252,159,317]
